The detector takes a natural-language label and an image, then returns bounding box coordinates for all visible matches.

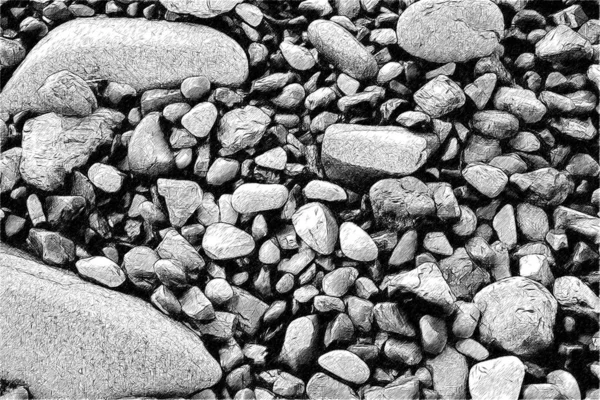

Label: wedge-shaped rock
[20,108,124,191]
[396,0,504,63]
[0,243,221,399]
[322,124,439,187]
[0,18,248,115]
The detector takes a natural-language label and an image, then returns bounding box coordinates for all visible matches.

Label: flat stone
[292,202,338,255]
[202,223,255,260]
[455,338,489,361]
[157,179,203,228]
[413,75,466,118]
[280,41,316,71]
[306,373,358,400]
[159,0,242,18]
[318,350,370,385]
[396,0,504,63]
[307,19,377,81]
[217,106,271,155]
[20,109,124,191]
[75,256,126,288]
[469,356,525,400]
[471,111,519,139]
[0,243,221,398]
[426,345,468,400]
[0,18,248,116]
[339,222,378,262]
[37,70,97,117]
[128,113,175,178]
[231,183,288,214]
[474,277,557,356]
[322,124,439,188]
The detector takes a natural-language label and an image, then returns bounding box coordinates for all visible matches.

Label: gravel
[1,0,598,399]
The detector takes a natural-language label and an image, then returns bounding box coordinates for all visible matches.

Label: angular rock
[180,286,215,321]
[413,75,466,118]
[292,203,338,255]
[318,350,370,385]
[474,277,557,356]
[535,25,593,64]
[469,356,525,400]
[464,73,497,110]
[88,163,125,193]
[0,147,22,195]
[510,168,573,207]
[383,338,422,365]
[420,315,448,355]
[157,229,205,276]
[157,179,203,228]
[20,109,124,191]
[0,38,26,68]
[202,223,255,260]
[0,243,221,398]
[553,276,600,320]
[373,302,416,337]
[471,111,519,139]
[322,124,439,187]
[122,246,160,293]
[279,315,319,372]
[27,229,75,266]
[37,70,97,117]
[181,102,218,139]
[231,184,288,214]
[549,116,597,141]
[0,18,248,115]
[217,106,271,155]
[396,0,504,63]
[462,163,508,198]
[307,19,378,81]
[75,256,126,288]
[493,87,546,123]
[439,248,490,301]
[339,222,378,262]
[224,287,268,337]
[553,206,600,243]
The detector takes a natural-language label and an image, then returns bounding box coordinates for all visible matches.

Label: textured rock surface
[0,17,248,115]
[322,124,439,187]
[396,0,504,63]
[469,356,525,400]
[0,243,221,398]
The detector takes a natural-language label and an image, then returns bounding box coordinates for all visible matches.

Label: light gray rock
[37,70,97,117]
[159,0,243,18]
[27,229,75,267]
[279,315,320,372]
[396,0,504,63]
[413,75,466,118]
[553,276,600,320]
[231,183,288,214]
[426,345,468,400]
[306,372,359,400]
[157,229,205,277]
[0,18,248,116]
[122,246,160,293]
[0,147,22,195]
[474,277,557,356]
[535,25,593,64]
[322,124,439,188]
[0,243,221,398]
[339,222,378,262]
[128,113,175,178]
[88,163,125,193]
[292,203,338,255]
[157,179,203,228]
[492,87,546,123]
[318,350,370,385]
[307,19,377,81]
[469,356,525,400]
[75,256,126,288]
[463,163,508,198]
[202,223,255,260]
[0,37,26,68]
[547,370,581,400]
[217,106,271,155]
[181,102,218,139]
[20,109,124,191]
[510,168,574,207]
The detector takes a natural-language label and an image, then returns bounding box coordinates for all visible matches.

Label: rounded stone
[231,183,289,214]
[473,277,558,356]
[396,0,504,63]
[317,350,370,385]
[202,223,255,260]
[339,222,378,262]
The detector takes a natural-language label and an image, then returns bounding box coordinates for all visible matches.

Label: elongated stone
[307,19,378,81]
[0,18,248,115]
[322,124,439,188]
[202,223,255,260]
[231,184,288,214]
[0,243,221,398]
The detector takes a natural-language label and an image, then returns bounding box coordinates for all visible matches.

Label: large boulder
[0,243,221,398]
[322,124,439,188]
[396,0,504,63]
[474,277,557,356]
[0,18,248,115]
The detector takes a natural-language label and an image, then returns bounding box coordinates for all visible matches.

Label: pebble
[464,73,497,110]
[231,183,288,214]
[510,168,573,207]
[218,106,271,155]
[322,267,358,297]
[553,206,599,243]
[88,163,125,193]
[0,18,248,115]
[122,246,160,293]
[203,223,255,260]
[493,87,547,123]
[370,177,436,231]
[516,203,549,241]
[292,202,338,255]
[255,147,287,171]
[206,158,240,186]
[180,286,215,321]
[181,102,218,139]
[306,373,358,400]
[474,277,557,356]
[303,180,347,202]
[471,110,519,140]
[455,339,489,361]
[317,350,370,384]
[420,315,447,355]
[27,229,75,266]
[128,112,175,178]
[346,296,374,333]
[37,70,97,117]
[339,222,378,262]
[468,356,525,400]
[154,259,188,290]
[181,76,211,100]
[462,163,508,198]
[0,243,221,398]
[413,75,466,118]
[20,109,123,191]
[0,147,22,194]
[426,345,468,400]
[280,41,316,71]
[553,276,600,320]
[157,179,203,228]
[159,0,242,17]
[279,315,319,372]
[373,302,416,337]
[423,232,453,256]
[322,124,439,187]
[383,338,422,365]
[157,229,205,277]
[307,19,378,81]
[75,256,126,288]
[452,302,481,338]
[396,0,504,63]
[0,38,26,68]
[547,370,581,400]
[535,25,593,64]
[224,287,268,337]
